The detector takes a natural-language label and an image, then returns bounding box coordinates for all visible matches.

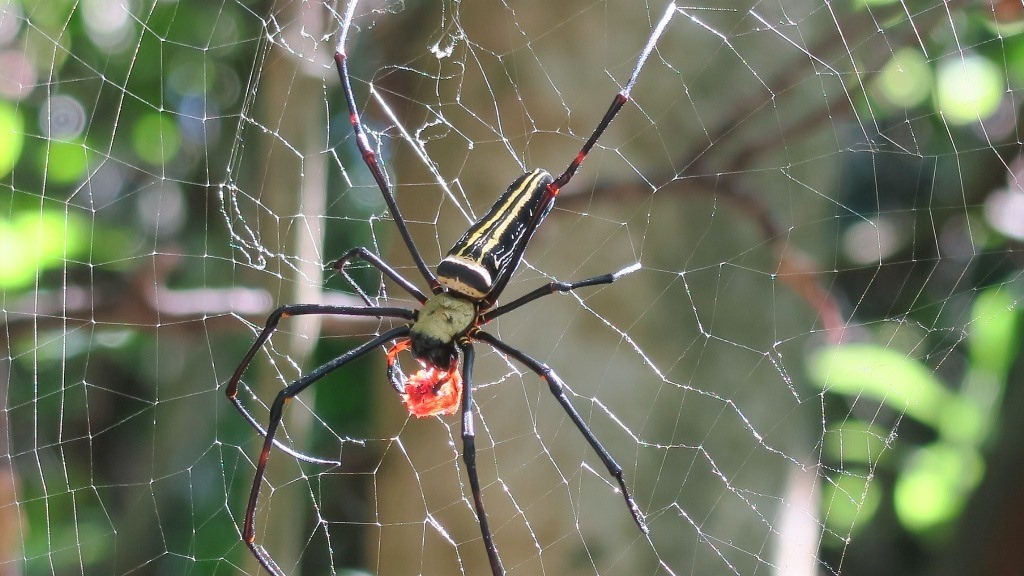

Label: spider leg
[334,1,441,294]
[227,304,415,465]
[456,340,504,576]
[243,325,411,576]
[329,246,429,305]
[480,263,640,323]
[473,331,648,534]
[550,2,677,191]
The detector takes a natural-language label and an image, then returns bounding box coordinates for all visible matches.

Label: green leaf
[967,287,1020,380]
[822,471,882,537]
[41,139,91,184]
[0,209,89,289]
[807,344,951,429]
[935,55,1003,125]
[0,100,25,178]
[893,443,983,533]
[132,112,182,165]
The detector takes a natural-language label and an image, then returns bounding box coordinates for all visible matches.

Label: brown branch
[2,252,393,339]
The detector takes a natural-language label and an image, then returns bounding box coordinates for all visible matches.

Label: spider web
[3,0,1023,575]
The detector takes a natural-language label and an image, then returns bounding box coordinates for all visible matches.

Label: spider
[226,1,678,574]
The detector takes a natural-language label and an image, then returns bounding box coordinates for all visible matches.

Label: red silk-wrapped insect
[402,366,463,418]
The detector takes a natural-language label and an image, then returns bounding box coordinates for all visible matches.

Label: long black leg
[549,2,677,192]
[329,246,428,305]
[473,331,648,534]
[243,325,411,576]
[456,340,504,576]
[480,263,640,324]
[334,0,441,294]
[227,304,414,465]
[549,94,628,192]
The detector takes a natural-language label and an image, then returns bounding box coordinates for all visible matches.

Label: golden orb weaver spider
[226,1,678,574]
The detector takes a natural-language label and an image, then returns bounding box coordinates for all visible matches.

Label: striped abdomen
[437,169,556,302]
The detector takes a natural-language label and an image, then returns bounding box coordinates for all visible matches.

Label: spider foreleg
[334,2,441,293]
[329,246,428,305]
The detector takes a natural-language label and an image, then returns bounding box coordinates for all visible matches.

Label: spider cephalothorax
[226,1,678,575]
[408,292,476,369]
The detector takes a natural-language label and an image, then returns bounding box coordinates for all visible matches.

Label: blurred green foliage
[809,282,1021,538]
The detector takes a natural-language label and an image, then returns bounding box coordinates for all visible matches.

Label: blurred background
[3,0,1024,574]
